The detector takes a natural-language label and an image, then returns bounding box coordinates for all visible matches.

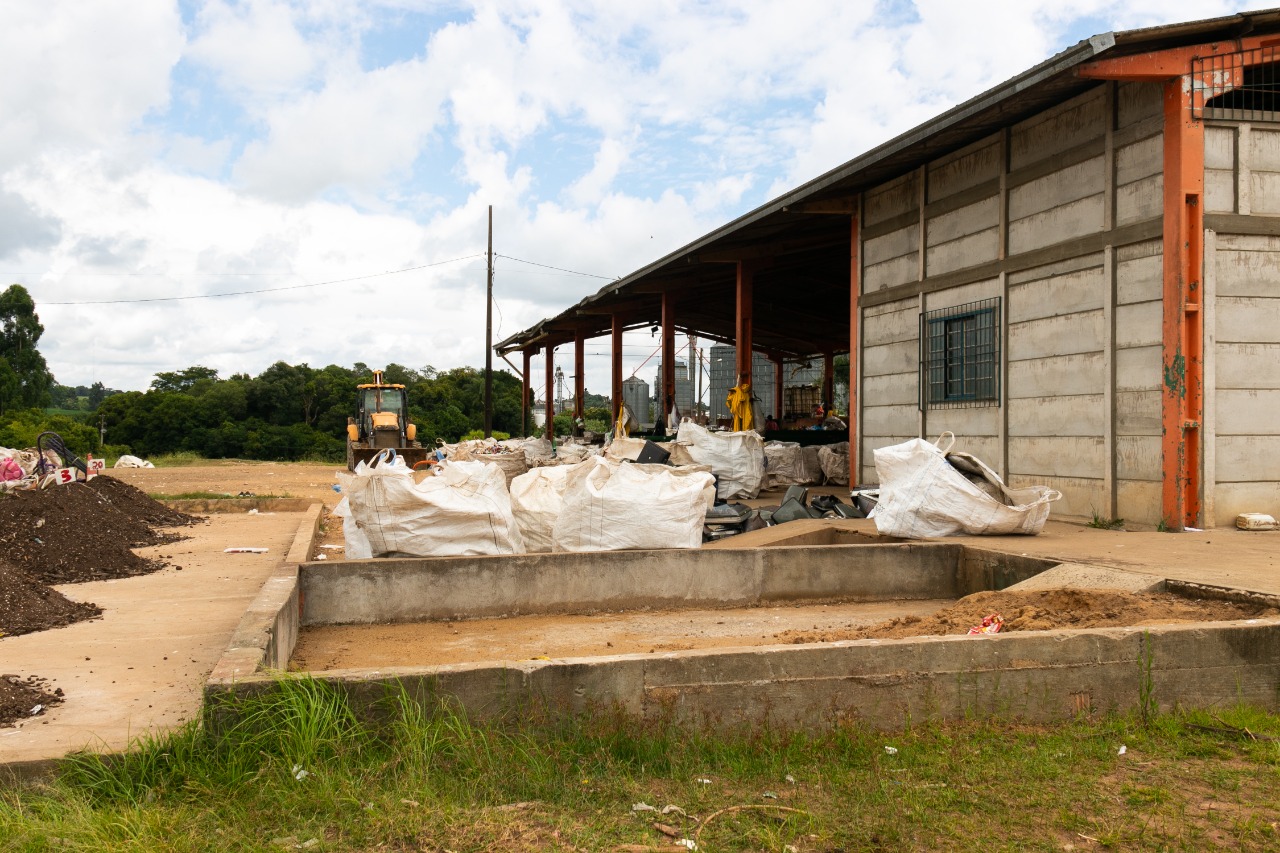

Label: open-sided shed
[498,8,1280,530]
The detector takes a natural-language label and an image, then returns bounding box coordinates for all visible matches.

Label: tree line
[0,283,531,463]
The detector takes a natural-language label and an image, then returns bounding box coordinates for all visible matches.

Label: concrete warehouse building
[497,8,1280,530]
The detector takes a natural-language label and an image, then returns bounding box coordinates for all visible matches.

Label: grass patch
[2,678,1279,851]
[1087,509,1126,530]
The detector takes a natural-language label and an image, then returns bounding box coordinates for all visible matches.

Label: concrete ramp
[1005,562,1163,593]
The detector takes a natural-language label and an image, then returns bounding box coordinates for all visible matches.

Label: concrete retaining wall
[298,543,1005,625]
[209,618,1280,731]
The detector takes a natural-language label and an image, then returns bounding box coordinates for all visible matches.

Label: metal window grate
[1193,47,1280,121]
[920,298,1000,410]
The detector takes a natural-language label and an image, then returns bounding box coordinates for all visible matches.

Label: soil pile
[779,588,1280,643]
[0,476,201,638]
[0,560,100,637]
[0,674,63,728]
[0,475,198,585]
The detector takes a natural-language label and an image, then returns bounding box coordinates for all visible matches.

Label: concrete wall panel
[1116,435,1160,481]
[1116,345,1161,392]
[1216,297,1280,343]
[1250,127,1280,171]
[1117,81,1161,128]
[862,305,918,347]
[1007,352,1105,399]
[1212,482,1280,520]
[926,229,1000,276]
[1206,170,1237,214]
[1116,134,1163,185]
[864,224,920,266]
[1008,266,1104,323]
[862,341,917,377]
[862,372,918,406]
[1216,389,1280,435]
[1116,479,1161,523]
[1008,311,1104,361]
[1008,395,1104,437]
[1249,171,1280,216]
[1009,90,1105,171]
[865,253,919,292]
[1115,174,1163,226]
[1116,390,1161,435]
[1008,436,1105,480]
[1204,126,1236,170]
[1214,245,1280,298]
[1217,343,1280,389]
[925,408,998,442]
[924,279,999,311]
[1008,194,1105,255]
[1008,157,1105,220]
[863,404,918,435]
[928,196,999,245]
[1115,301,1162,348]
[1216,435,1280,482]
[864,173,919,226]
[928,136,1001,201]
[1007,473,1104,518]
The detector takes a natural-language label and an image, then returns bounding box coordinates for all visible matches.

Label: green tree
[0,284,54,412]
[149,365,220,394]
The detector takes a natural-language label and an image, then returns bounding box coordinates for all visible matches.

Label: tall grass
[4,675,1280,851]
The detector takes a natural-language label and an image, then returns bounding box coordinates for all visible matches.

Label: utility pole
[484,205,493,437]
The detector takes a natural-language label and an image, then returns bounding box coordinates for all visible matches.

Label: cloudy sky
[0,0,1265,397]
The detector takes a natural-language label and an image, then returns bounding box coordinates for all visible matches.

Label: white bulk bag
[763,441,814,489]
[674,421,765,499]
[509,463,576,553]
[553,456,715,552]
[817,442,850,486]
[604,436,648,462]
[871,434,1061,538]
[337,456,524,557]
[331,495,372,560]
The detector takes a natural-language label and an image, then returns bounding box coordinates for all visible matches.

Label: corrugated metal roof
[498,7,1280,357]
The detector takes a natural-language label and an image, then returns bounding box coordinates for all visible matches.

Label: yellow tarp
[726,382,753,432]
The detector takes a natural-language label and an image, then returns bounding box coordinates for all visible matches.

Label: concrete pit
[207,536,1280,731]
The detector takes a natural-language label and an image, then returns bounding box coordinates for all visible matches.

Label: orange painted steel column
[735,261,754,390]
[1160,78,1205,530]
[661,291,677,423]
[848,212,860,488]
[611,314,624,423]
[573,330,585,422]
[522,349,531,436]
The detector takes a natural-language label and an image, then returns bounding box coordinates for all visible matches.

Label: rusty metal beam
[574,331,585,422]
[611,315,624,423]
[848,213,860,488]
[735,261,755,391]
[662,291,677,423]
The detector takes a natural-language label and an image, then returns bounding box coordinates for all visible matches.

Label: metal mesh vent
[1194,47,1280,121]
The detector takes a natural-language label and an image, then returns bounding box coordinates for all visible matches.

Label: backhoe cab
[346,370,430,470]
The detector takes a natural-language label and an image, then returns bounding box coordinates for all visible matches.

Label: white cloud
[0,0,183,168]
[186,0,322,99]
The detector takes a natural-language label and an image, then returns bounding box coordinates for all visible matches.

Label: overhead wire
[37,254,486,305]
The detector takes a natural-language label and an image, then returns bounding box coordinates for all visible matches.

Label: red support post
[661,291,677,424]
[735,261,754,390]
[848,213,860,487]
[611,315,624,423]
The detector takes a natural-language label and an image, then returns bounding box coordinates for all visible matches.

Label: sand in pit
[292,588,1280,671]
[290,599,953,671]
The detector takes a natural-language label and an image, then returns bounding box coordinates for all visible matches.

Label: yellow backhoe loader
[346,370,431,470]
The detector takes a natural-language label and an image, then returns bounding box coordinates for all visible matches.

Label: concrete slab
[1005,562,1164,593]
[0,509,315,768]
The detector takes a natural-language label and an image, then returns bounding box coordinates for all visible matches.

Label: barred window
[921,298,1000,409]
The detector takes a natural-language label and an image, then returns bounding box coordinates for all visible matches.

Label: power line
[495,253,615,280]
[36,254,485,305]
